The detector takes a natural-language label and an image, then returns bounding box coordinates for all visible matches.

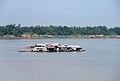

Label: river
[0,38,120,81]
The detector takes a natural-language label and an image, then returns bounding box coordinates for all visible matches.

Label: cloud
[65,9,74,15]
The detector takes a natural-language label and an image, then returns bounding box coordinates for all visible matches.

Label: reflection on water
[0,38,120,81]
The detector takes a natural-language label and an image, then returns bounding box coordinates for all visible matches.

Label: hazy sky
[0,0,120,27]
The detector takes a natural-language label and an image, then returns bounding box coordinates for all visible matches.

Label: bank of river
[0,35,120,39]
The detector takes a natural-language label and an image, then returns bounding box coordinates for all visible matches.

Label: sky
[0,0,120,27]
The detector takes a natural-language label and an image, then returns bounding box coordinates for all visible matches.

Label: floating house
[30,43,85,52]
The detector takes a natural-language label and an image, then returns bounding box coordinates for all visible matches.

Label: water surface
[0,38,120,81]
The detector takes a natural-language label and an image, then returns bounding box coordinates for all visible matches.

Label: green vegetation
[0,24,120,38]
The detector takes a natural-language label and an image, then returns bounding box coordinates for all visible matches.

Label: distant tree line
[0,24,120,36]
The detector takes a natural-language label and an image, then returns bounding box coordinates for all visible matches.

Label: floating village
[19,43,85,52]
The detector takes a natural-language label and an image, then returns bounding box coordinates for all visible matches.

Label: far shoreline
[0,35,120,39]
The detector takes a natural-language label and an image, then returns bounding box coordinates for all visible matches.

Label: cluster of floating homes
[26,43,85,52]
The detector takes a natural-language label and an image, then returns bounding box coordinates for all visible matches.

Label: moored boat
[28,43,85,52]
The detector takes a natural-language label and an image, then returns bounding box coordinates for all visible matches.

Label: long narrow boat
[19,43,85,52]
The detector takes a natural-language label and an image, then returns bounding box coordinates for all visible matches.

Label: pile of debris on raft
[24,43,85,52]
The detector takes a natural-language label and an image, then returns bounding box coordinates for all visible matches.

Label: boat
[19,43,85,52]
